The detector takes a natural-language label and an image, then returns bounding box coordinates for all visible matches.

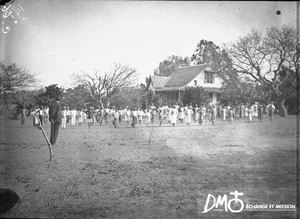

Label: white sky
[0,1,297,89]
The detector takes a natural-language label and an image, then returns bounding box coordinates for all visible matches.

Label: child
[20,105,28,126]
[158,109,163,126]
[112,110,119,128]
[78,109,84,126]
[70,108,77,126]
[137,108,144,125]
[61,106,67,129]
[186,106,193,125]
[198,106,204,126]
[170,106,178,127]
[150,109,155,125]
[258,105,263,122]
[266,102,275,121]
[248,106,253,122]
[229,107,234,123]
[131,108,138,127]
[178,107,184,123]
[85,107,94,129]
[145,109,151,127]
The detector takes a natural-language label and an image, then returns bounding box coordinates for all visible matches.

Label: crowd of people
[26,101,276,129]
[17,100,277,147]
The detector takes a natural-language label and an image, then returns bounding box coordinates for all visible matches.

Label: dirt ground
[0,115,297,218]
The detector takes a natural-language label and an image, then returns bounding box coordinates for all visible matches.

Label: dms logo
[201,191,245,213]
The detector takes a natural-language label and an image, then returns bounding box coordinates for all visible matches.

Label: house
[147,63,223,104]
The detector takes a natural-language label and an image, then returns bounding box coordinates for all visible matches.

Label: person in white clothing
[266,102,276,121]
[70,108,77,125]
[78,109,84,126]
[222,107,227,121]
[248,105,253,122]
[202,106,206,117]
[43,106,49,125]
[186,106,193,125]
[39,106,44,126]
[144,110,150,127]
[61,106,67,128]
[137,108,144,125]
[252,102,258,117]
[66,106,70,124]
[170,105,178,127]
[178,107,184,123]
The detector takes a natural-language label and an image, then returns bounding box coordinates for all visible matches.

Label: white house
[147,63,223,104]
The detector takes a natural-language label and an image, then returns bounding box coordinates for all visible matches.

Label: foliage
[0,89,41,116]
[225,26,298,116]
[219,80,268,106]
[140,90,162,109]
[191,39,239,84]
[266,65,298,115]
[60,85,93,109]
[181,87,209,107]
[35,84,64,107]
[72,63,137,108]
[109,86,143,110]
[154,55,190,76]
[0,61,37,93]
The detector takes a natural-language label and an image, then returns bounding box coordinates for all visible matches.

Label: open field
[0,115,298,218]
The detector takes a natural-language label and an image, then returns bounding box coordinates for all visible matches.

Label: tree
[0,89,41,116]
[109,86,143,110]
[0,61,37,93]
[181,87,209,106]
[219,80,267,106]
[35,84,64,106]
[61,85,93,109]
[225,26,298,116]
[266,65,297,115]
[154,55,190,76]
[140,89,162,109]
[191,39,240,85]
[72,63,137,108]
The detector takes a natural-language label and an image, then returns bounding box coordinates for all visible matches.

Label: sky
[0,1,297,89]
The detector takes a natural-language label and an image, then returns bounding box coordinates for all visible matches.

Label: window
[194,80,197,86]
[204,72,214,83]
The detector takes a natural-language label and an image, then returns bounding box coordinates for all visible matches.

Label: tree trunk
[280,99,288,117]
[99,99,104,109]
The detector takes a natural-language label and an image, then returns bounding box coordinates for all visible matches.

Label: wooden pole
[34,114,54,161]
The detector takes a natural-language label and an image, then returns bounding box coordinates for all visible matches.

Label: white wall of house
[206,93,219,105]
[186,69,223,88]
[212,93,218,104]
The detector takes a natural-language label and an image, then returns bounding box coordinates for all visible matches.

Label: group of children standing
[30,106,49,127]
[25,101,276,129]
[51,101,276,129]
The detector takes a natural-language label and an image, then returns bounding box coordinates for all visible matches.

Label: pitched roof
[165,63,211,87]
[151,75,171,88]
[155,86,185,91]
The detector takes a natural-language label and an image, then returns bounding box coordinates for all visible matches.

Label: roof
[203,87,222,93]
[165,63,211,87]
[155,86,185,91]
[156,86,221,92]
[151,76,171,88]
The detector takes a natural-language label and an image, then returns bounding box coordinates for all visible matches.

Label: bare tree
[72,63,137,108]
[0,61,37,93]
[225,26,298,116]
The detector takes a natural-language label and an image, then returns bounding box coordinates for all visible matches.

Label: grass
[0,115,297,218]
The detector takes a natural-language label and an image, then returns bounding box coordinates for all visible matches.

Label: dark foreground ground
[0,115,298,218]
